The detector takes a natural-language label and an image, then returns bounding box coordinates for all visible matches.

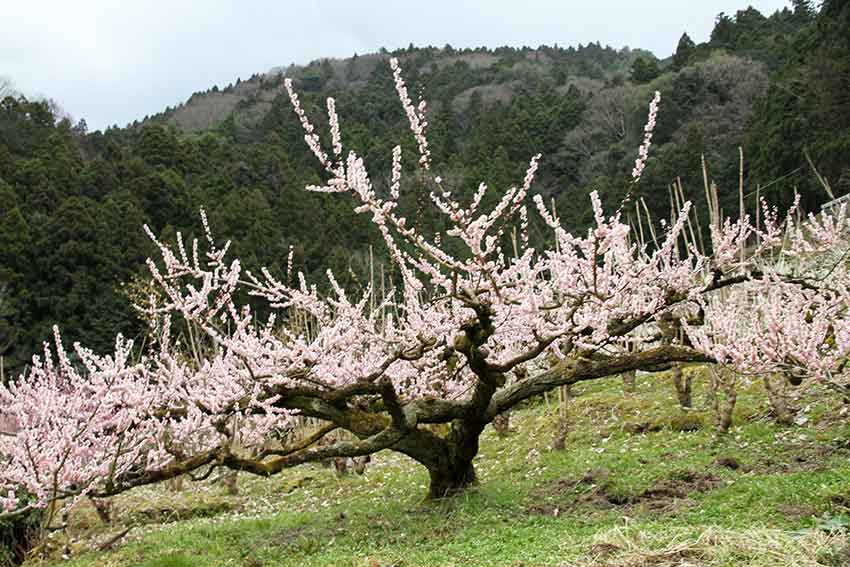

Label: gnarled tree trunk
[426,456,477,499]
[222,470,239,495]
[622,370,637,394]
[167,475,184,492]
[492,411,511,437]
[763,373,794,425]
[710,366,737,434]
[393,421,484,499]
[552,384,570,450]
[671,364,692,409]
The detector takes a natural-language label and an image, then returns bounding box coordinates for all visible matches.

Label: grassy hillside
[34,368,850,567]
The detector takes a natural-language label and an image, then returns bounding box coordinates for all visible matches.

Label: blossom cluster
[632,91,661,182]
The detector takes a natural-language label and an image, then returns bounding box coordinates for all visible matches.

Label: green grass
[31,368,850,566]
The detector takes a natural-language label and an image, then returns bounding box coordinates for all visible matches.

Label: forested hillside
[0,0,847,373]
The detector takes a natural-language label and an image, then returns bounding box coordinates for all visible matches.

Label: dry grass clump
[578,525,847,566]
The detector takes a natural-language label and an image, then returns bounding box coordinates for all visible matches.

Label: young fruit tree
[2,58,850,518]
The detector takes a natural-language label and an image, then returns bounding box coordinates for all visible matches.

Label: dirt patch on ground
[714,456,742,470]
[527,468,721,517]
[633,470,721,514]
[755,440,850,474]
[775,504,818,521]
[711,436,850,477]
[829,492,850,510]
[270,517,349,555]
[271,526,309,546]
[623,421,665,435]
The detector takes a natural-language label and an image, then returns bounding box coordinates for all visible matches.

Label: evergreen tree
[672,33,696,70]
[630,57,661,83]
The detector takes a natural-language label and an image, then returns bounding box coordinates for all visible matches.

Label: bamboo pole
[739,147,745,265]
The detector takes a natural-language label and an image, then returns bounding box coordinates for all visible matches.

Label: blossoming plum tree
[1,58,849,516]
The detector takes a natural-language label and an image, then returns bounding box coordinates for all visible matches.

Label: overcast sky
[1,1,792,131]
